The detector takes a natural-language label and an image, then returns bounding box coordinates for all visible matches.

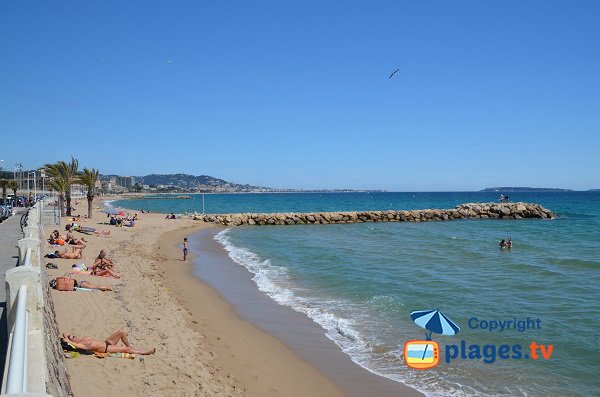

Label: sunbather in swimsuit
[61,329,155,355]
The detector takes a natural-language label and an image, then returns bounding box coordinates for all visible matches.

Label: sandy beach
[47,198,343,397]
[46,197,422,397]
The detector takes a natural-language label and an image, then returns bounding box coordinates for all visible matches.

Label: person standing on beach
[183,238,188,261]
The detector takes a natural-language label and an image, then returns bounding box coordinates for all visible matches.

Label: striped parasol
[410,309,460,340]
[410,309,460,360]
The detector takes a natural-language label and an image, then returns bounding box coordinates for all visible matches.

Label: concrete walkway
[0,208,27,385]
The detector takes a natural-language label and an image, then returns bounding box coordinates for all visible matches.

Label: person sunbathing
[75,280,112,291]
[45,248,83,259]
[69,265,121,279]
[94,250,114,269]
[49,230,65,245]
[52,278,113,291]
[65,231,87,248]
[61,329,155,355]
[91,268,120,278]
[90,254,121,278]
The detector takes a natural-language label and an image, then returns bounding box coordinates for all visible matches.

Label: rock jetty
[192,202,554,226]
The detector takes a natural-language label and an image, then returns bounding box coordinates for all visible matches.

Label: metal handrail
[5,285,29,394]
[3,216,34,394]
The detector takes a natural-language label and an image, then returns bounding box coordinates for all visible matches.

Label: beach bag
[56,274,75,291]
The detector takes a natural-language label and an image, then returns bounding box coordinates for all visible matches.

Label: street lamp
[40,169,46,196]
[15,163,23,192]
[28,171,37,204]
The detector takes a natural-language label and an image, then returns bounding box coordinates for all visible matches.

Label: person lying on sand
[61,329,156,355]
[74,279,112,291]
[52,278,113,291]
[46,248,83,259]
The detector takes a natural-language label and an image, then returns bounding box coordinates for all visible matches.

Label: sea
[113,192,600,397]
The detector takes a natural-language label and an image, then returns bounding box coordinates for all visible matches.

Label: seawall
[192,202,554,226]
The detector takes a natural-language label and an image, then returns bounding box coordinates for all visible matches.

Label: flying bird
[389,68,400,79]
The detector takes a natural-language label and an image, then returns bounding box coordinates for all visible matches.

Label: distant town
[95,173,386,194]
[1,168,597,195]
[0,169,384,195]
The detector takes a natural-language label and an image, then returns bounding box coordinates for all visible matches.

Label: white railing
[2,203,50,396]
[4,285,29,394]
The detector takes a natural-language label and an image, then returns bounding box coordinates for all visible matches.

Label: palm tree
[79,168,100,219]
[0,179,8,202]
[47,175,67,217]
[44,157,79,216]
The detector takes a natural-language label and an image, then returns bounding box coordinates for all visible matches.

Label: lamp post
[15,163,23,192]
[28,171,37,204]
[40,169,46,196]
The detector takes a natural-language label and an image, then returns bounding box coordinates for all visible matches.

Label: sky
[1,1,599,191]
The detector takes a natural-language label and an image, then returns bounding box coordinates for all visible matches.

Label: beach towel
[93,352,135,359]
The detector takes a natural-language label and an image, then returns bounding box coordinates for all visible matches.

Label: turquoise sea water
[114,192,600,396]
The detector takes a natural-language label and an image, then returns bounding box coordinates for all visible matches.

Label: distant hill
[133,173,272,192]
[480,187,574,192]
[588,189,600,192]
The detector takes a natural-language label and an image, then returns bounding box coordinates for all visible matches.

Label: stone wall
[192,202,554,226]
[42,269,73,397]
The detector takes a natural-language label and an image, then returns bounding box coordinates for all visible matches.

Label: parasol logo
[404,309,460,370]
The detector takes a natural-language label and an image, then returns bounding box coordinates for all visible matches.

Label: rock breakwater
[192,202,554,226]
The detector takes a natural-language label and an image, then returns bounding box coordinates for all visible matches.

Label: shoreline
[156,224,349,396]
[184,227,423,397]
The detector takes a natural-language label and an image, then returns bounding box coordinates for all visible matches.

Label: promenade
[0,208,26,384]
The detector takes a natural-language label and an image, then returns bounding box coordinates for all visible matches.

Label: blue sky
[1,1,598,190]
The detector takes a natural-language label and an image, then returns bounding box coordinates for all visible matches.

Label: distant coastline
[480,187,574,192]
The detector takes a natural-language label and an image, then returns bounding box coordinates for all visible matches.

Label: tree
[8,180,18,198]
[79,168,100,219]
[44,157,79,216]
[133,183,142,193]
[0,179,8,202]
[47,175,67,217]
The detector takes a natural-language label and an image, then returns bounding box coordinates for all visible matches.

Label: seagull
[389,68,400,79]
